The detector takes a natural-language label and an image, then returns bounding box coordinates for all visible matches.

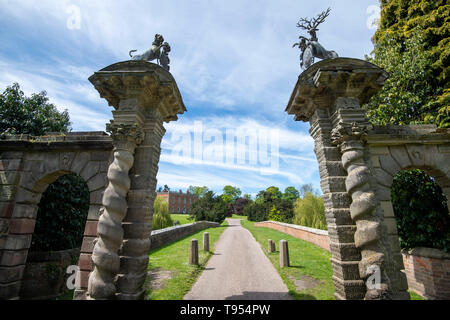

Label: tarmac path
[184,218,292,300]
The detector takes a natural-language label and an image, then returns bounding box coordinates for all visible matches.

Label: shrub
[233,197,250,215]
[293,192,327,230]
[30,174,89,251]
[391,169,449,252]
[243,202,268,222]
[189,191,228,224]
[152,197,174,230]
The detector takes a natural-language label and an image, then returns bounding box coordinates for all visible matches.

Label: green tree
[368,0,449,128]
[152,197,174,230]
[365,28,441,126]
[293,192,327,230]
[221,185,242,205]
[265,186,283,199]
[188,185,209,197]
[0,83,71,135]
[282,186,300,202]
[243,193,253,200]
[189,191,228,224]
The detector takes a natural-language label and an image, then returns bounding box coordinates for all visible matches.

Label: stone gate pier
[85,61,186,300]
[286,58,450,300]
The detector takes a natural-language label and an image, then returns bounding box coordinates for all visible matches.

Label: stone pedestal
[87,61,186,300]
[286,58,402,299]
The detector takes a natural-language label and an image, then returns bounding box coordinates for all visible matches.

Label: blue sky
[0,0,380,198]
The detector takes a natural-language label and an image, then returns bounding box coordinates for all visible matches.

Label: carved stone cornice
[285,58,389,122]
[89,60,186,123]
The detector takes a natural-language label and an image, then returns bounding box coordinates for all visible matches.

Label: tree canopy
[0,83,71,135]
[366,0,449,128]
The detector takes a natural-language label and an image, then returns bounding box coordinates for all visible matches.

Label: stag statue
[129,34,171,71]
[293,7,338,70]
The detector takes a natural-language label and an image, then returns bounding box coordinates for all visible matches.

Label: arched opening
[390,169,450,300]
[19,173,89,300]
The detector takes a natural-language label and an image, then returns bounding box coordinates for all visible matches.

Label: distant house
[156,189,198,214]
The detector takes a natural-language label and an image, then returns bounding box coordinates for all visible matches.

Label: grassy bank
[170,214,194,225]
[235,215,335,300]
[145,220,228,300]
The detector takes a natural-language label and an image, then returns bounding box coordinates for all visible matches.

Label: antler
[296,7,331,31]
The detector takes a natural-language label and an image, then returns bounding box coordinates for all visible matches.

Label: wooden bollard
[190,239,199,265]
[279,240,289,267]
[203,232,210,252]
[268,239,275,253]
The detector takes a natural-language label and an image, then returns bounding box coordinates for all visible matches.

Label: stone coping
[401,247,450,260]
[0,132,113,150]
[151,221,219,236]
[257,221,329,236]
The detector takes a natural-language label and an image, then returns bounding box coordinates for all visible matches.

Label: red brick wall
[254,221,331,252]
[402,250,450,300]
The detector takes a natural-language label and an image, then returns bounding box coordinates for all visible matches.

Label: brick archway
[0,132,112,299]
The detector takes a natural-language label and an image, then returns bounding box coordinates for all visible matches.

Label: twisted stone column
[331,122,390,299]
[88,123,144,299]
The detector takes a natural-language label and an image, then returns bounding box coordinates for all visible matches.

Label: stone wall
[149,221,220,251]
[401,247,450,300]
[0,132,112,300]
[19,248,79,300]
[254,221,330,252]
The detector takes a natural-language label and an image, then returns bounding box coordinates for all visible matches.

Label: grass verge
[145,220,228,300]
[170,214,194,225]
[235,215,335,300]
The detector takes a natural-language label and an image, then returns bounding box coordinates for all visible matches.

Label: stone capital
[106,122,145,151]
[331,122,368,150]
[285,58,389,122]
[89,60,186,123]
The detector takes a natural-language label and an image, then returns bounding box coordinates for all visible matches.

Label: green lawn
[145,220,228,300]
[235,215,335,300]
[170,214,194,225]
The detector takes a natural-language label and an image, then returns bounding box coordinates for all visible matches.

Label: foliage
[221,185,242,205]
[391,170,449,252]
[293,192,327,230]
[245,189,294,223]
[369,0,449,128]
[282,186,300,202]
[30,174,89,251]
[233,197,250,215]
[0,83,71,135]
[187,185,209,197]
[242,193,253,200]
[152,197,174,230]
[365,28,442,126]
[189,191,228,224]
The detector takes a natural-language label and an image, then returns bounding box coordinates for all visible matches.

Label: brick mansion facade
[156,190,198,213]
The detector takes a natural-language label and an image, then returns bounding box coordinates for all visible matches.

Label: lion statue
[129,34,171,71]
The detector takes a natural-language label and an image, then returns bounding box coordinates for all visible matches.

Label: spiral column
[88,123,144,299]
[331,122,391,299]
[86,60,186,299]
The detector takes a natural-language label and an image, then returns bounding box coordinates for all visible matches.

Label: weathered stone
[203,232,210,252]
[190,239,199,265]
[279,240,289,267]
[379,155,401,176]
